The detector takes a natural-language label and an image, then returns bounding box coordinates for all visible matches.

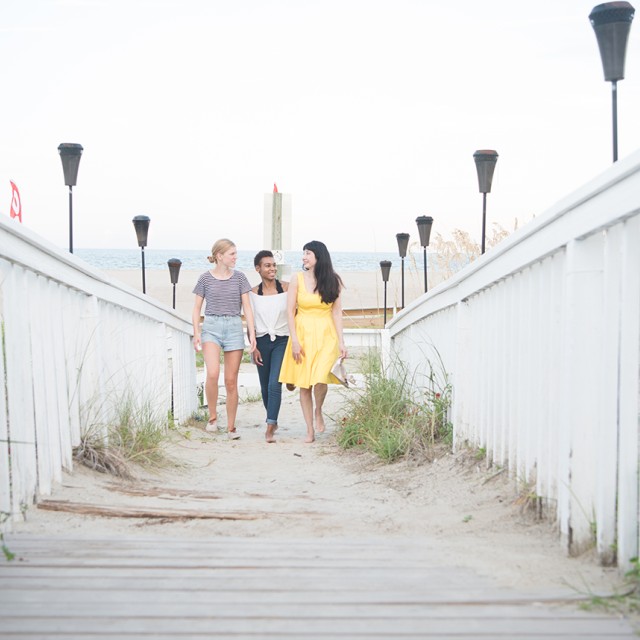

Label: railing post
[616,215,640,570]
[560,236,605,556]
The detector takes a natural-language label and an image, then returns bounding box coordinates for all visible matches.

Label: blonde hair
[208,238,236,264]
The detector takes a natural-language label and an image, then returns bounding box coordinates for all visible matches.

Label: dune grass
[73,395,171,479]
[336,349,452,463]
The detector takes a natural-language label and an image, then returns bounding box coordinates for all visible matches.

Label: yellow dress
[279,272,341,389]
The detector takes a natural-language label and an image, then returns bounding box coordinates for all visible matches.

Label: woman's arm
[287,275,304,363]
[241,292,257,353]
[192,295,204,351]
[332,291,348,360]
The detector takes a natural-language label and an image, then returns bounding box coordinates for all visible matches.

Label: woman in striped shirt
[192,239,256,439]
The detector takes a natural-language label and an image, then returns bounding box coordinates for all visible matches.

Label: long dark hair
[303,240,343,304]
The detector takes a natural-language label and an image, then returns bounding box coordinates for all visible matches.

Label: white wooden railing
[384,149,640,569]
[0,218,198,529]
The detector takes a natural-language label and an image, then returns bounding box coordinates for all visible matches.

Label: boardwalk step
[0,535,637,638]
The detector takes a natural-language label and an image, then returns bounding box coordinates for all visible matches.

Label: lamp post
[415,216,433,293]
[167,258,182,309]
[57,143,83,253]
[473,150,499,254]
[396,232,410,308]
[589,2,635,162]
[380,260,392,325]
[167,258,182,418]
[132,215,150,293]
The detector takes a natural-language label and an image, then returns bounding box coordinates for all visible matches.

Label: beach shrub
[74,394,170,479]
[336,351,453,462]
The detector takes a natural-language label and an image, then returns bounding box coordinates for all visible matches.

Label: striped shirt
[193,271,251,316]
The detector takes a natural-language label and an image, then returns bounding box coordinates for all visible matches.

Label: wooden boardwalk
[1,534,636,639]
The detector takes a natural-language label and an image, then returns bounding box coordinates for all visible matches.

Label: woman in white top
[249,250,289,443]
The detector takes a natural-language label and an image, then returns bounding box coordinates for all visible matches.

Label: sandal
[228,429,241,440]
[206,418,217,432]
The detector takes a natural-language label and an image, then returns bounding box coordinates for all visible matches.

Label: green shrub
[336,350,453,463]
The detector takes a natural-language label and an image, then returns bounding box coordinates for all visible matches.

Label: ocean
[75,248,414,272]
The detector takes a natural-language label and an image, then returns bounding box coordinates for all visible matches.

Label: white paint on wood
[0,218,197,530]
[616,214,640,571]
[386,149,640,568]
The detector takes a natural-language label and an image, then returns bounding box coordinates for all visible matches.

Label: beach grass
[74,395,171,479]
[336,351,452,463]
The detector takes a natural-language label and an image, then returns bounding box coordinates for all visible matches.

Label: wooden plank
[0,260,10,529]
[36,500,305,520]
[1,535,445,558]
[0,635,632,640]
[617,214,640,569]
[0,592,614,616]
[29,271,56,495]
[0,615,635,636]
[0,600,621,619]
[5,265,38,517]
[1,535,636,638]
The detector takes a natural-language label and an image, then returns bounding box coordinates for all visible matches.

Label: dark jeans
[255,334,288,425]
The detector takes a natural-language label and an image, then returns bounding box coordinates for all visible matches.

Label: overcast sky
[2,0,640,254]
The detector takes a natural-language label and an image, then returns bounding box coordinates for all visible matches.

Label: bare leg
[299,387,315,443]
[223,350,243,432]
[314,383,328,433]
[202,342,221,424]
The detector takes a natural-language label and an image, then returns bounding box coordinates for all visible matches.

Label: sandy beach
[107,267,432,319]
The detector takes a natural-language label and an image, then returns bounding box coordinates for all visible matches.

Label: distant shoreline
[106,267,432,317]
[76,248,429,274]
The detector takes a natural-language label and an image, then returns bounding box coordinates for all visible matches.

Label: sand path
[11,379,627,600]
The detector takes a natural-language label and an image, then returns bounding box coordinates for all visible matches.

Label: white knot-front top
[249,291,289,341]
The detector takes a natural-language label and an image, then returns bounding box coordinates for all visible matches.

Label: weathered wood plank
[0,615,635,636]
[36,499,306,520]
[1,535,636,638]
[0,636,629,640]
[0,596,614,619]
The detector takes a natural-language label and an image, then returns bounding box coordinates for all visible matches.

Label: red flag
[9,181,22,223]
[273,183,278,193]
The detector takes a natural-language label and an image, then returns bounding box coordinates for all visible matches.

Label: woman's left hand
[340,344,348,360]
[248,336,257,353]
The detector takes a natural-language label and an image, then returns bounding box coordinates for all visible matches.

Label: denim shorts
[201,315,246,351]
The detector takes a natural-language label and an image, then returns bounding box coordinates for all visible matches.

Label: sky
[2,0,640,254]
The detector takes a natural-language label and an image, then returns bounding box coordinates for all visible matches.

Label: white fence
[384,149,640,569]
[0,218,198,529]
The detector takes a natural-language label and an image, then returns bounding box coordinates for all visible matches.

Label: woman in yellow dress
[279,241,347,443]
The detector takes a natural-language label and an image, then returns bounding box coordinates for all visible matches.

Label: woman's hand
[292,340,305,364]
[193,335,202,352]
[253,348,263,366]
[340,345,348,360]
[247,335,257,354]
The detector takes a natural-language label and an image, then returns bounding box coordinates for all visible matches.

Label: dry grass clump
[74,430,133,480]
[430,223,513,281]
[73,398,170,479]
